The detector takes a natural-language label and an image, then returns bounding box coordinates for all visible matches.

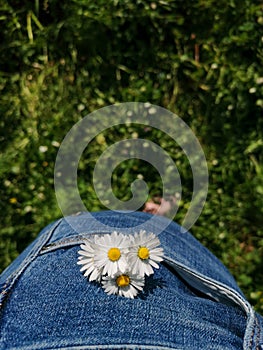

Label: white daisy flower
[94,231,130,277]
[128,230,164,276]
[77,240,102,282]
[102,271,145,299]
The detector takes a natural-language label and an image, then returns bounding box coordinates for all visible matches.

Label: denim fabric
[0,211,263,350]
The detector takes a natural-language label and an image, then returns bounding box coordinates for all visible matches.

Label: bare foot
[142,196,176,216]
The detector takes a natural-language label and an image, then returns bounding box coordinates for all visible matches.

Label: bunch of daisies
[77,230,164,299]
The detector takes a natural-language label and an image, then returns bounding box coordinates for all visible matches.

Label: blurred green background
[0,0,262,312]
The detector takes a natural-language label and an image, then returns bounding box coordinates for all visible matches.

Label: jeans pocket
[164,256,261,350]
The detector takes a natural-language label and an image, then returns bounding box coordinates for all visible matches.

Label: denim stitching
[1,213,255,350]
[255,315,261,349]
[0,219,62,310]
[39,233,110,254]
[40,234,250,309]
[0,288,8,309]
[249,318,256,350]
[165,257,251,311]
[5,344,187,350]
[164,256,256,350]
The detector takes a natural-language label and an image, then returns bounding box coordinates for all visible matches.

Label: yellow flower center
[138,246,150,260]
[107,247,121,261]
[116,274,130,287]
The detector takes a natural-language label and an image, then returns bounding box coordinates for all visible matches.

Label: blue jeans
[0,211,263,349]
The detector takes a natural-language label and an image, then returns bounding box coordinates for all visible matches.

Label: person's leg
[1,211,262,349]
